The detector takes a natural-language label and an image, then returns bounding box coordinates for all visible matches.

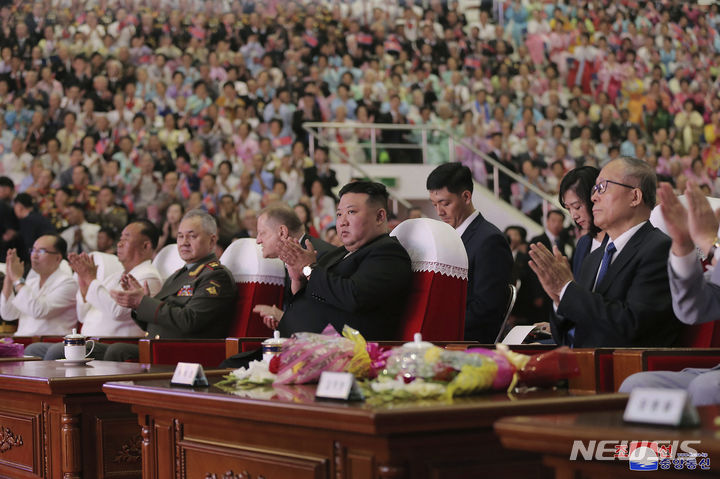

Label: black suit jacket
[553,222,681,347]
[461,213,513,342]
[281,234,335,308]
[279,234,412,340]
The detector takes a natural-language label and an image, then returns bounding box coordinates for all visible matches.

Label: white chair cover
[152,244,184,281]
[89,252,124,281]
[219,238,284,285]
[390,218,469,279]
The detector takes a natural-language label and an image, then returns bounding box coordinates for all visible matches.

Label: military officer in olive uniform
[105,209,236,361]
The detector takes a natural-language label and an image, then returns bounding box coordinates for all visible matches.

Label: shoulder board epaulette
[206,261,221,269]
[188,264,206,277]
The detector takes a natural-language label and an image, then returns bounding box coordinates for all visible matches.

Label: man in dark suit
[302,146,338,198]
[530,210,574,258]
[13,193,56,263]
[427,163,513,343]
[529,157,681,347]
[253,205,334,328]
[108,210,237,361]
[528,209,574,322]
[276,181,412,340]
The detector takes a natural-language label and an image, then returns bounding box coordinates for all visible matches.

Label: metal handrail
[302,121,564,218]
[302,123,414,210]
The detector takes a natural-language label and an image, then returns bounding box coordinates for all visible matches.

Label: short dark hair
[68,202,85,215]
[49,234,68,259]
[14,192,33,208]
[504,225,527,242]
[98,227,117,241]
[0,176,13,188]
[132,219,159,249]
[426,162,473,195]
[261,205,303,236]
[338,180,389,212]
[547,209,565,221]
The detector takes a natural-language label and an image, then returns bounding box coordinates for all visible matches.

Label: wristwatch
[707,236,720,263]
[12,278,24,294]
[302,264,316,280]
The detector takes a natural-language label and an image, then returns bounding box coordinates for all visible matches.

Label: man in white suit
[620,181,720,404]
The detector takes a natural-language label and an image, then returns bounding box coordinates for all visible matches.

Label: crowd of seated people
[0,0,717,256]
[0,0,718,344]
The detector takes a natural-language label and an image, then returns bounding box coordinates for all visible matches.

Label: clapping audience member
[25,221,163,359]
[276,181,412,340]
[529,157,681,347]
[0,235,77,335]
[620,181,720,404]
[106,210,236,361]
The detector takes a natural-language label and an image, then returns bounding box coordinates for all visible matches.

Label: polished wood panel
[612,348,720,391]
[0,361,181,478]
[495,406,720,478]
[104,377,628,479]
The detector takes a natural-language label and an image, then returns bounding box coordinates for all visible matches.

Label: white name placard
[171,362,208,387]
[623,388,699,427]
[315,371,363,401]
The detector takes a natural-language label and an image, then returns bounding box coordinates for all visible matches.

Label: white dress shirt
[79,260,163,336]
[61,221,101,253]
[0,268,78,336]
[455,210,480,237]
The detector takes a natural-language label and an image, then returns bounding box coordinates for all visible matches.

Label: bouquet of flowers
[362,339,579,404]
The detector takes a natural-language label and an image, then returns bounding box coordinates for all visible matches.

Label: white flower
[230,360,276,384]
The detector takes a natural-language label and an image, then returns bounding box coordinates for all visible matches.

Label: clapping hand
[110,274,150,309]
[658,182,693,256]
[68,252,98,288]
[685,180,720,257]
[277,237,317,282]
[5,249,23,283]
[253,304,282,330]
[528,243,574,304]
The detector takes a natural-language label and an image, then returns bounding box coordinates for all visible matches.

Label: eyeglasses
[591,179,638,196]
[29,248,60,255]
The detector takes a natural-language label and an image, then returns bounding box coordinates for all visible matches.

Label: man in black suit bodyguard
[529,157,681,347]
[276,181,412,340]
[427,163,513,343]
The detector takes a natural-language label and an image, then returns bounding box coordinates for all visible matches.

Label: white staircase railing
[302,121,564,222]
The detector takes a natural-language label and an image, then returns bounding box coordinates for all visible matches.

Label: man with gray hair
[528,157,681,347]
[105,210,236,361]
[253,204,333,329]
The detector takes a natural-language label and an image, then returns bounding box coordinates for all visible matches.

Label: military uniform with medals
[134,253,236,338]
[101,253,236,361]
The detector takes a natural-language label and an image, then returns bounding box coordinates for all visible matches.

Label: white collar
[607,220,647,259]
[455,210,480,237]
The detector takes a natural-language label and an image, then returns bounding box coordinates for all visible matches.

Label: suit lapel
[579,235,607,290]
[461,213,483,244]
[594,222,651,294]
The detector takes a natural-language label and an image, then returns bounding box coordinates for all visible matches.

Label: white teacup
[64,329,95,361]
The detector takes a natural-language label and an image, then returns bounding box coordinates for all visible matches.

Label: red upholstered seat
[221,239,285,351]
[391,219,468,341]
[138,339,226,367]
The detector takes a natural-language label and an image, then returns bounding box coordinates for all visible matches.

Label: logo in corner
[629,441,659,471]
